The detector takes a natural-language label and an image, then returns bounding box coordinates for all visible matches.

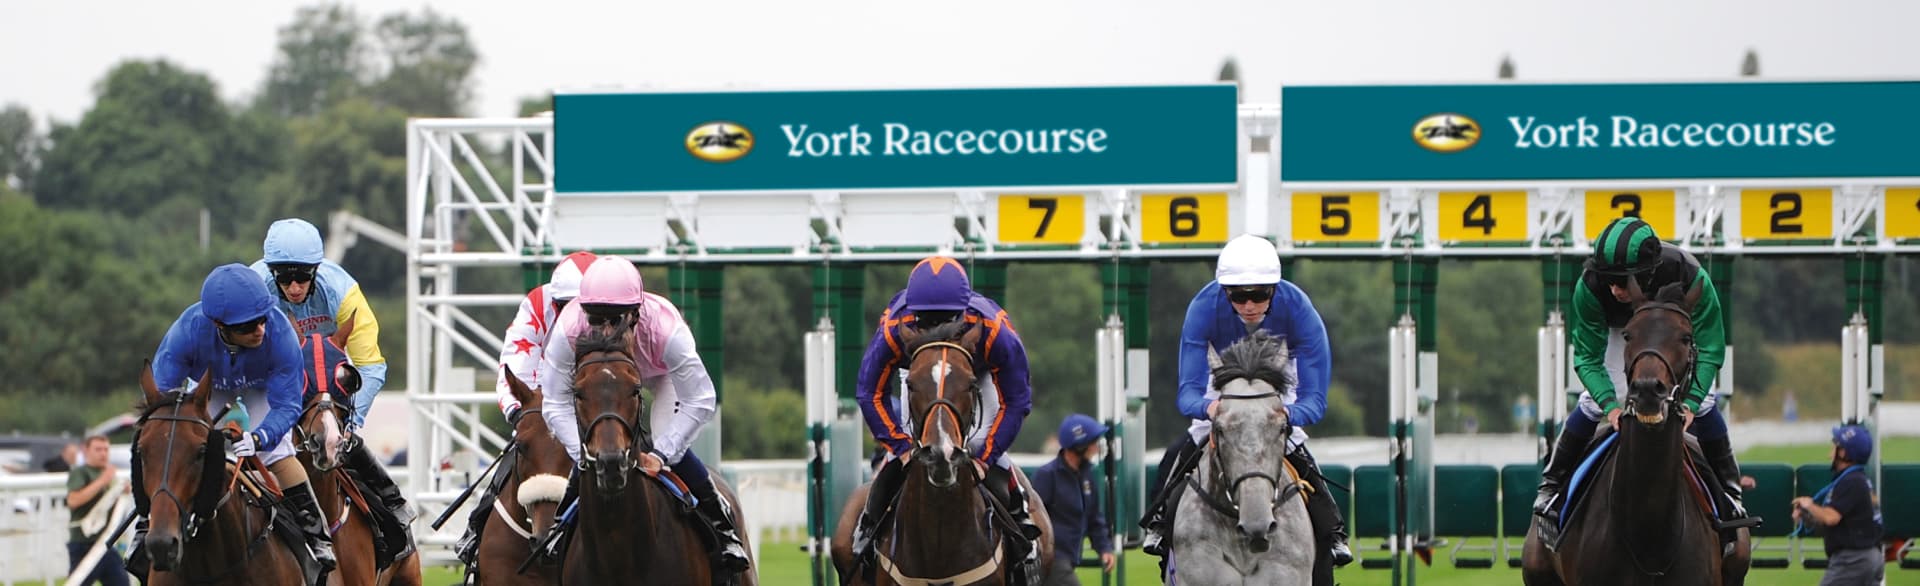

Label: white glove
[230,431,258,459]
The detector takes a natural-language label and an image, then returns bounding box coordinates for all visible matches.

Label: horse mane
[1212,331,1294,393]
[573,323,632,360]
[1655,282,1686,305]
[905,319,970,355]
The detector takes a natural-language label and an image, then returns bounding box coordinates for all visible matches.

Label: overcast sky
[4,0,1916,125]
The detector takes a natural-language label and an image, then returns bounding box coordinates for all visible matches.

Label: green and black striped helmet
[1588,217,1662,275]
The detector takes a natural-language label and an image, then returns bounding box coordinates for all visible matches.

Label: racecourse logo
[685,121,754,163]
[1412,113,1481,153]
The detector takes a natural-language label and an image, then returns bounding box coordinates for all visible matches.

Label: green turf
[1740,436,1920,465]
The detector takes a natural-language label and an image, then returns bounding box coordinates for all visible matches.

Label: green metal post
[810,263,866,586]
[670,264,725,466]
[970,261,1008,307]
[1098,260,1149,586]
[1391,256,1438,586]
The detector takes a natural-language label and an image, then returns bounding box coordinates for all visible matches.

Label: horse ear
[191,367,215,410]
[1681,281,1704,311]
[1655,282,1687,305]
[503,366,536,409]
[139,360,161,405]
[1625,274,1649,305]
[1207,347,1224,370]
[330,309,356,350]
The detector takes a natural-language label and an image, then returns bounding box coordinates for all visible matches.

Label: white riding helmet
[1216,235,1283,286]
[548,251,598,301]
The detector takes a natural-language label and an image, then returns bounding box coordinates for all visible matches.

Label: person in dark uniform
[1794,424,1885,586]
[1032,414,1116,585]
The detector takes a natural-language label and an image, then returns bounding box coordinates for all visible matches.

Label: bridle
[1191,391,1302,519]
[292,390,351,471]
[573,348,649,472]
[1621,302,1697,420]
[906,340,982,458]
[135,393,238,541]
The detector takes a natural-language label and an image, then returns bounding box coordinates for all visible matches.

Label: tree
[0,104,41,191]
[258,4,370,118]
[1741,49,1760,77]
[368,7,479,117]
[517,94,554,117]
[1499,55,1516,80]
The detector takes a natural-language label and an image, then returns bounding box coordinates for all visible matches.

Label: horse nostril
[1267,520,1278,534]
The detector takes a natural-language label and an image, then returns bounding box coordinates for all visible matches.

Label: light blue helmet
[262,218,324,265]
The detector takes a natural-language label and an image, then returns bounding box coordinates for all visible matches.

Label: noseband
[293,392,351,470]
[574,350,649,471]
[1623,303,1697,417]
[1192,391,1302,519]
[137,394,235,540]
[906,340,983,456]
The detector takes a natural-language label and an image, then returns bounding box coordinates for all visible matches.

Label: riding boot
[345,436,416,557]
[454,478,500,567]
[1533,425,1593,520]
[1289,447,1352,568]
[985,465,1042,586]
[1140,434,1200,557]
[689,477,753,574]
[850,456,907,565]
[1701,437,1749,519]
[536,471,580,565]
[284,482,340,574]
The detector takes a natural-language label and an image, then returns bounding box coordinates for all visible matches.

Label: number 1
[1027,198,1057,238]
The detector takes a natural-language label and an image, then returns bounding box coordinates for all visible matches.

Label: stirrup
[1141,529,1168,557]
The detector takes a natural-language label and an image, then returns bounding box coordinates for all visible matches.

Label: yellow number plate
[1583,190,1677,242]
[1885,188,1920,240]
[1739,189,1832,239]
[1291,192,1380,243]
[1437,191,1529,241]
[1139,193,1229,243]
[996,194,1084,244]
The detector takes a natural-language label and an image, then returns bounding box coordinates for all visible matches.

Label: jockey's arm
[1684,269,1727,413]
[253,319,305,451]
[539,310,583,463]
[1278,283,1332,427]
[1176,290,1217,421]
[652,324,718,464]
[1569,282,1619,413]
[855,316,912,456]
[979,313,1032,465]
[495,291,546,415]
[336,285,386,428]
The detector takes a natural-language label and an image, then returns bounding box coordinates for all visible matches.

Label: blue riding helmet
[200,263,276,325]
[1833,424,1873,462]
[1057,414,1108,451]
[904,256,971,312]
[263,218,325,265]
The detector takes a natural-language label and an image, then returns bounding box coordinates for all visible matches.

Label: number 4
[1463,194,1496,235]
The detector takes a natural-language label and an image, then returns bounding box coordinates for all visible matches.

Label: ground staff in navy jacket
[1033,414,1115,585]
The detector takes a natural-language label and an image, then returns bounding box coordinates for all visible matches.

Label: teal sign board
[1280,81,1920,182]
[556,85,1238,193]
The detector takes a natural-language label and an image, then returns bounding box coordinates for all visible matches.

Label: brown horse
[561,323,757,585]
[1522,281,1751,585]
[829,321,1053,586]
[292,320,423,586]
[135,365,306,586]
[473,370,573,585]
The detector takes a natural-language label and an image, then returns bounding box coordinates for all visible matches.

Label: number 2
[1463,194,1496,235]
[1169,197,1200,237]
[1770,192,1803,234]
[1319,195,1352,236]
[1027,198,1057,238]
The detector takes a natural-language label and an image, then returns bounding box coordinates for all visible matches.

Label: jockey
[1139,234,1353,570]
[453,250,595,568]
[132,264,337,576]
[1533,217,1747,525]
[537,256,751,573]
[248,218,415,550]
[849,257,1042,581]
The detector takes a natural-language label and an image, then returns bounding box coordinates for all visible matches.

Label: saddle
[853,469,1035,586]
[1547,430,1750,551]
[530,472,736,578]
[229,456,325,586]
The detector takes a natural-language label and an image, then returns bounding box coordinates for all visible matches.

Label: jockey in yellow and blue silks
[247,218,413,548]
[131,264,337,577]
[1139,235,1352,574]
[848,257,1042,582]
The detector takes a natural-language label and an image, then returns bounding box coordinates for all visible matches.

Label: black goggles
[582,305,637,327]
[271,265,317,285]
[1225,285,1275,305]
[218,317,267,336]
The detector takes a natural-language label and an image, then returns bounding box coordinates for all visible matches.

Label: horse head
[135,363,225,572]
[502,367,571,541]
[1208,331,1296,554]
[901,320,984,490]
[1620,280,1700,428]
[293,313,356,472]
[570,318,649,494]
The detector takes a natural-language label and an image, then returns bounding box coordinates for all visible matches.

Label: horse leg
[1722,528,1751,586]
[1521,525,1564,586]
[830,482,872,584]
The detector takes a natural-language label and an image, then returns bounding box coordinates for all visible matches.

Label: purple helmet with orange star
[904,256,971,312]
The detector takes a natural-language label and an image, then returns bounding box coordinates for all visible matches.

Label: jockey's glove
[230,431,259,459]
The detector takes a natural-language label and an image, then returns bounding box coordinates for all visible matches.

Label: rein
[907,341,982,455]
[1191,391,1306,520]
[574,350,650,471]
[1613,301,1701,578]
[137,395,278,584]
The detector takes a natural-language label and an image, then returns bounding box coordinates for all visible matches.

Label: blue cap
[199,264,275,324]
[1833,424,1873,462]
[1057,414,1108,451]
[904,257,971,311]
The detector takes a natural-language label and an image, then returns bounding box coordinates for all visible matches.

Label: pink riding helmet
[575,256,646,306]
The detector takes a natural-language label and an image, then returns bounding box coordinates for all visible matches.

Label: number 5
[1320,195,1352,236]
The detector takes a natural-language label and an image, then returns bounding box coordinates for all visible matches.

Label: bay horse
[1522,281,1751,585]
[291,319,423,586]
[829,320,1054,586]
[561,323,757,585]
[472,369,573,585]
[1169,331,1315,585]
[135,364,306,586]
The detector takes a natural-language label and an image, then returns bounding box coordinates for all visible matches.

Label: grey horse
[1169,332,1316,585]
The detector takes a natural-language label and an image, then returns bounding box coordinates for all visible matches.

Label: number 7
[1028,198,1057,239]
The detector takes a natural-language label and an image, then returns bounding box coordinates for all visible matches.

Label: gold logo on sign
[1412,113,1481,153]
[685,121,754,163]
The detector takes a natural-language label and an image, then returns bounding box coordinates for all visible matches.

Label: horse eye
[1682,335,1694,345]
[1621,332,1633,342]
